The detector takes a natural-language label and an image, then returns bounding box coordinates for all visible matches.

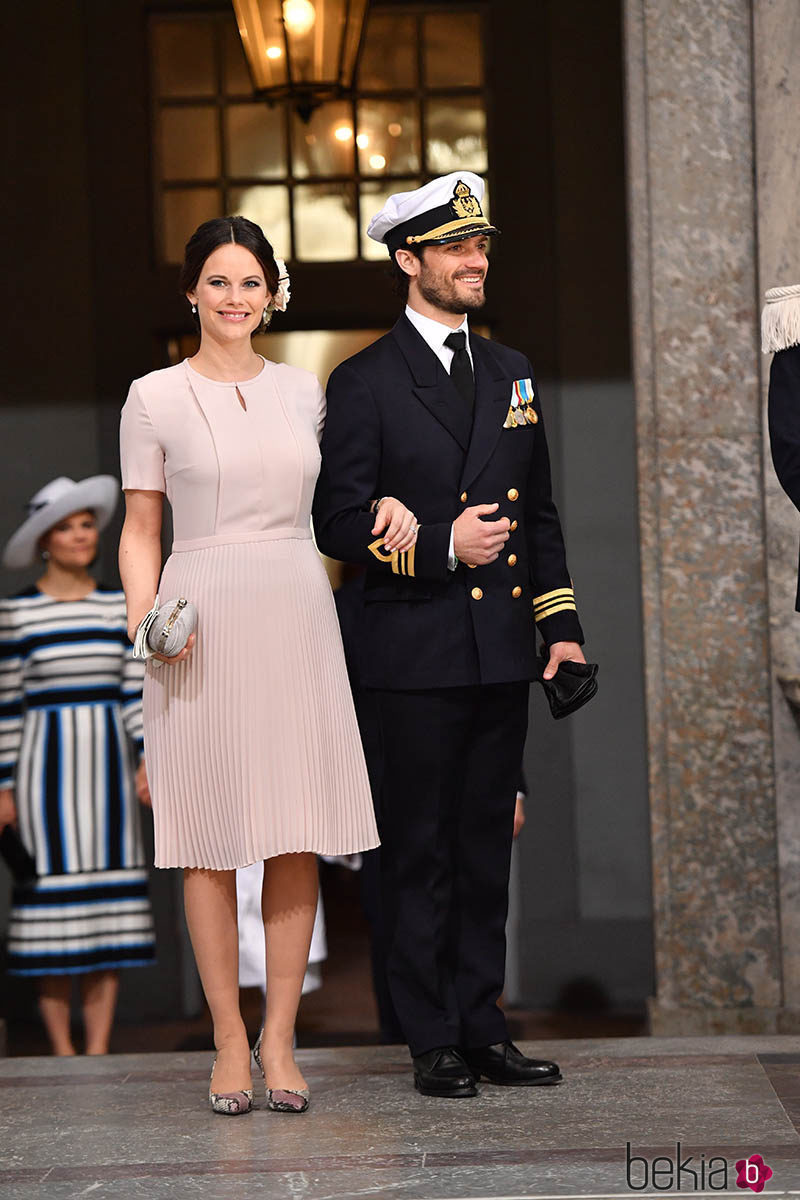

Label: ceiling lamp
[232,0,371,121]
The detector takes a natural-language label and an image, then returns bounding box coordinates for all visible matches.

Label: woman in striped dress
[0,476,155,1055]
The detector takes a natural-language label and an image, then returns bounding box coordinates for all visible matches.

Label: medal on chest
[504,378,539,428]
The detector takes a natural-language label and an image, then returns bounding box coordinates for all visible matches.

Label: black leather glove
[534,651,599,720]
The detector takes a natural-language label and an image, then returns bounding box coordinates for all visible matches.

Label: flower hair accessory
[269,258,291,314]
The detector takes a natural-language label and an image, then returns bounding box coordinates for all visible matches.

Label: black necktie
[444,331,475,417]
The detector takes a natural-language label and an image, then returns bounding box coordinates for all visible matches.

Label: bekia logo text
[626,1143,773,1192]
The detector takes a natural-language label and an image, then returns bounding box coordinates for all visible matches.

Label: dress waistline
[171,527,312,553]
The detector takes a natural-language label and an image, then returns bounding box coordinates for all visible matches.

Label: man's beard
[417,265,486,314]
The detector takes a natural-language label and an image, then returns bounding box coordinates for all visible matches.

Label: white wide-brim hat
[2,475,120,569]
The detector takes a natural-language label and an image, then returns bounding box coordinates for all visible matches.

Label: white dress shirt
[404,304,474,372]
[404,305,471,570]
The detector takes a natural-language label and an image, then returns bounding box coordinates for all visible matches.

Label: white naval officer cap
[367,171,500,255]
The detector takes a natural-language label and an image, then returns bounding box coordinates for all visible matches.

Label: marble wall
[624,0,799,1032]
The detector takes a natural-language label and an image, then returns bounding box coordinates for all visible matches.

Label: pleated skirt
[143,529,380,869]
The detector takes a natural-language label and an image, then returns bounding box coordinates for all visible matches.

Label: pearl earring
[41,550,50,561]
[191,303,197,314]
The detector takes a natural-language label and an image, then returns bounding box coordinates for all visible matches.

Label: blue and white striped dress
[0,585,155,976]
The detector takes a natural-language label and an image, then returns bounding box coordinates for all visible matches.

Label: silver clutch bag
[133,596,197,663]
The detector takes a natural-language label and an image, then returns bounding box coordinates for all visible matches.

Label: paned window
[151,7,488,265]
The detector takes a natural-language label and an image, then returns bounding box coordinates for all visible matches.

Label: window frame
[149,4,490,265]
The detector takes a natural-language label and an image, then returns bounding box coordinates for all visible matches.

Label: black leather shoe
[412,1047,478,1098]
[463,1041,562,1086]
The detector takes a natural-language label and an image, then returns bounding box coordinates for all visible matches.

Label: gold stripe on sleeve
[534,601,577,622]
[533,586,575,610]
[368,537,399,572]
[534,593,577,612]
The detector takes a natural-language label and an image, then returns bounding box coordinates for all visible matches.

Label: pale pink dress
[119,358,379,869]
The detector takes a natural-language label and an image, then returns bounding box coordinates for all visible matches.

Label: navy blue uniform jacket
[313,315,584,690]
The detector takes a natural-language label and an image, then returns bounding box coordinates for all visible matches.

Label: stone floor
[2,1036,800,1199]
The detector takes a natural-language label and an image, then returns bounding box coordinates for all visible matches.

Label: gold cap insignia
[451,180,483,220]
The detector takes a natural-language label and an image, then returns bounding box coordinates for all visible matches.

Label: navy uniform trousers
[313,315,583,1056]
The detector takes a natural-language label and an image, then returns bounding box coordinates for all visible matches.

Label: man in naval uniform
[313,172,586,1097]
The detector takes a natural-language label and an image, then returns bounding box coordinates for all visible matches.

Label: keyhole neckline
[184,354,268,387]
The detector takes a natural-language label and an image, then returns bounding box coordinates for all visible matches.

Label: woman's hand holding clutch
[133,597,198,667]
[154,632,196,666]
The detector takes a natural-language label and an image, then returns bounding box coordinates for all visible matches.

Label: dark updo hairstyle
[179,215,281,334]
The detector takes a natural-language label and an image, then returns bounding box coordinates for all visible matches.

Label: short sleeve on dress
[120,381,166,493]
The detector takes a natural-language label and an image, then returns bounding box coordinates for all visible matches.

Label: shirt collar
[405,304,469,349]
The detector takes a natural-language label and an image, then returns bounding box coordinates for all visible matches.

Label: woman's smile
[217,309,251,323]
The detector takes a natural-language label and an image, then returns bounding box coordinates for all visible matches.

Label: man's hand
[135,760,151,807]
[372,497,418,553]
[0,787,17,831]
[453,503,510,566]
[543,641,586,680]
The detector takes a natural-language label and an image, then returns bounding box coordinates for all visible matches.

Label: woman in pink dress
[118,217,383,1115]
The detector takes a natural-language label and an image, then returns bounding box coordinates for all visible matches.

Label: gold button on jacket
[471,587,483,600]
[508,554,517,567]
[460,491,468,503]
[507,488,519,501]
[510,519,518,531]
[512,586,522,598]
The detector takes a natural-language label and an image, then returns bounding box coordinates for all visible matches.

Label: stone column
[624,0,798,1032]
[754,0,800,1017]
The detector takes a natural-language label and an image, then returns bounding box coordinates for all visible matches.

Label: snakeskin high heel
[208,1054,253,1116]
[253,1027,310,1114]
